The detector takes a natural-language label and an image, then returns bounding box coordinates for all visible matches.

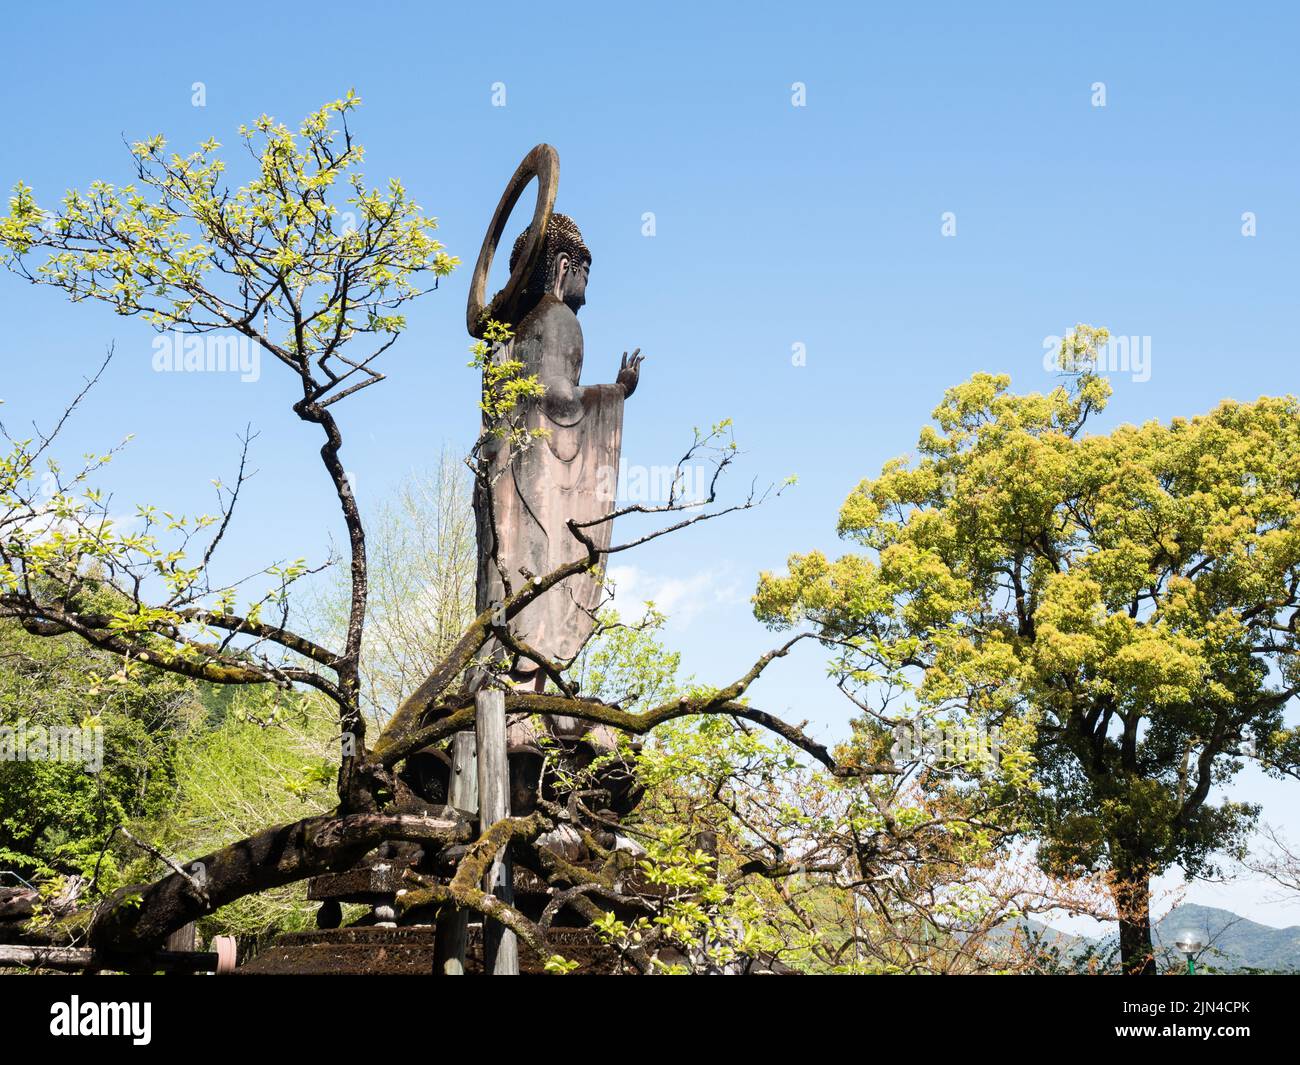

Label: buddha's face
[555,254,589,311]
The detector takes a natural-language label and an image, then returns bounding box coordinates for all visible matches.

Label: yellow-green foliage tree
[0,90,457,797]
[755,326,1300,974]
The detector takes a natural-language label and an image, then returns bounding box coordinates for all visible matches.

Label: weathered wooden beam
[87,810,469,955]
[307,863,404,901]
[0,886,38,921]
[432,729,478,976]
[476,689,518,975]
[0,944,220,973]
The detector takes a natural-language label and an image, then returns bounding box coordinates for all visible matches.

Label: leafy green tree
[0,90,458,799]
[554,609,1077,974]
[755,326,1300,973]
[0,619,197,880]
[151,686,340,945]
[0,612,338,947]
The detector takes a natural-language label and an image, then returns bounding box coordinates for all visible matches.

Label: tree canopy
[755,326,1300,972]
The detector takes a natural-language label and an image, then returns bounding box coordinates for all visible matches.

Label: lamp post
[1174,931,1204,974]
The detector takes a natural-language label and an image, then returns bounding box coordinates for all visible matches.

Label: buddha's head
[510,213,591,313]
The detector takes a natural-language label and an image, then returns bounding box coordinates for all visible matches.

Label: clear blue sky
[2,1,1297,925]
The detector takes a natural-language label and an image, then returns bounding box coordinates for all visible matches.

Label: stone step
[236,925,625,975]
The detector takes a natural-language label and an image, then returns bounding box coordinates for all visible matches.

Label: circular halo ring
[466,143,559,338]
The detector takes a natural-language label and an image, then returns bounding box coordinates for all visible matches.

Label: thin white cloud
[605,563,741,627]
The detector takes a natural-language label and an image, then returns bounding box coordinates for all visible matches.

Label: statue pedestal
[234,924,625,975]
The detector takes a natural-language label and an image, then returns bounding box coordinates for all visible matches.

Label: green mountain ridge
[1150,903,1300,974]
[997,903,1300,973]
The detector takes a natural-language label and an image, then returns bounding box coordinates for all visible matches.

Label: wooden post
[432,730,478,976]
[476,688,518,974]
[164,921,196,975]
[165,921,196,952]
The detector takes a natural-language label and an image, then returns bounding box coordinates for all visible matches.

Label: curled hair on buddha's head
[510,213,591,306]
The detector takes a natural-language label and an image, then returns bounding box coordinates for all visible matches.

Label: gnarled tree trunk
[1110,865,1156,975]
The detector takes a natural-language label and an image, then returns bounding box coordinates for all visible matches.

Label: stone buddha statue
[473,212,643,698]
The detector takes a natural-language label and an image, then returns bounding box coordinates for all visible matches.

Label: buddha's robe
[474,293,624,691]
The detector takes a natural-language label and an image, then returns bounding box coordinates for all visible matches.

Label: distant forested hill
[987,903,1300,973]
[1153,904,1300,974]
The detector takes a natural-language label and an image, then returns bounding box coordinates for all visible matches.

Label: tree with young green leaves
[0,97,869,968]
[755,326,1300,973]
[0,91,457,810]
